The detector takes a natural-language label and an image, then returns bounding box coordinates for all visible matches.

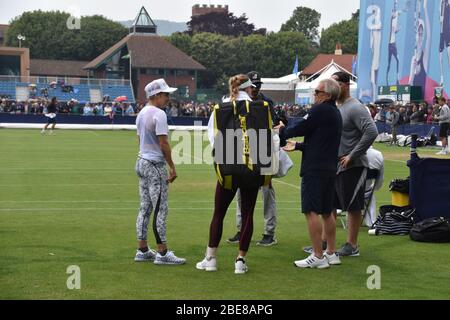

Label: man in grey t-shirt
[134,78,185,265]
[332,72,378,257]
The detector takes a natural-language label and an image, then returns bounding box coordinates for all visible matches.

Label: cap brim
[162,88,177,94]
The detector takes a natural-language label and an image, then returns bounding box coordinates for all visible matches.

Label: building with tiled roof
[84,6,206,102]
[30,59,89,78]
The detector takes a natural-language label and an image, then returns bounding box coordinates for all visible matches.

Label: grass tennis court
[0,129,449,300]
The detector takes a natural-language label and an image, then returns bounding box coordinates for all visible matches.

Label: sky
[0,0,360,32]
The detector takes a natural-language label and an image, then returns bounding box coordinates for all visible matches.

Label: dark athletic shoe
[256,234,277,246]
[226,232,240,244]
[337,242,360,257]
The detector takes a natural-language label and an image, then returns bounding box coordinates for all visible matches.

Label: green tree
[165,32,193,56]
[187,12,261,37]
[280,7,321,42]
[319,10,359,54]
[168,31,317,89]
[5,11,127,61]
[260,32,318,77]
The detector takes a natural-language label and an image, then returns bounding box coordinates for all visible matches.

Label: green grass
[0,129,449,300]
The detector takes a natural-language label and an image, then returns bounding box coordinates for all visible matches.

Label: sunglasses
[314,90,327,96]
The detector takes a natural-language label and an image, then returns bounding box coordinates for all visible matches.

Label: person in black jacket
[275,79,342,269]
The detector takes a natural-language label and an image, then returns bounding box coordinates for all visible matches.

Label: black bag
[370,205,415,235]
[389,178,409,194]
[410,217,450,243]
[213,100,273,190]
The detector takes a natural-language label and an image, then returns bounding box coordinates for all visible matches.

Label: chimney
[335,43,343,55]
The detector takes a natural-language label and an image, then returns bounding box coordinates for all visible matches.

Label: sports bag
[370,205,415,235]
[213,100,273,190]
[410,217,450,243]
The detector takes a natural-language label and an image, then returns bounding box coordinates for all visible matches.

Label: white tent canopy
[260,72,301,91]
[295,61,357,105]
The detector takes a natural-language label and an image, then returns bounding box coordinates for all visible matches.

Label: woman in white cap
[134,78,186,265]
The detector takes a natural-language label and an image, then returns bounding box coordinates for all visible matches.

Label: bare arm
[158,135,177,183]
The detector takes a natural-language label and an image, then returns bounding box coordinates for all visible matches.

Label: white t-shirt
[136,105,168,162]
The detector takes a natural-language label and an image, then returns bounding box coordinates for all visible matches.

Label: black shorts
[334,167,366,212]
[301,175,335,215]
[439,123,449,138]
[440,32,450,52]
[47,117,56,124]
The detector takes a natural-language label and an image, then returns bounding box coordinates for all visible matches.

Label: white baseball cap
[145,79,177,98]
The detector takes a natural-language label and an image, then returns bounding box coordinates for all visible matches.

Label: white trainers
[154,250,186,265]
[234,258,248,274]
[324,252,342,265]
[196,256,217,272]
[134,249,157,262]
[436,149,448,155]
[294,254,330,269]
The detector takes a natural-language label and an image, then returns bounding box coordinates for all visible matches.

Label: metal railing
[0,75,131,87]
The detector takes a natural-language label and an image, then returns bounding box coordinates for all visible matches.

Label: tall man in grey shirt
[332,72,378,257]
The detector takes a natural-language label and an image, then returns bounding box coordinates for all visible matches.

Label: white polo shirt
[136,105,168,163]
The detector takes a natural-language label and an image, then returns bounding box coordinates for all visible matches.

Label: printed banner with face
[358,0,450,103]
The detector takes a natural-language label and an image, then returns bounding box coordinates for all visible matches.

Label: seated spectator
[83,103,94,116]
[104,104,113,117]
[94,104,104,116]
[125,104,135,116]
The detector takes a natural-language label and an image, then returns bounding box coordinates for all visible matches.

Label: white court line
[0,200,301,203]
[384,158,408,164]
[272,179,300,190]
[0,184,136,187]
[0,168,210,171]
[0,207,303,212]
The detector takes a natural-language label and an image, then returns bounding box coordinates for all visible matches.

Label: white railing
[0,75,131,87]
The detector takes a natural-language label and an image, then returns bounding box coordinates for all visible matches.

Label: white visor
[238,79,256,90]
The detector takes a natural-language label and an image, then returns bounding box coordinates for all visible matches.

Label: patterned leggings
[135,158,168,244]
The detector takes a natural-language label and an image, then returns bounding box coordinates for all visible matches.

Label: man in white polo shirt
[134,78,185,265]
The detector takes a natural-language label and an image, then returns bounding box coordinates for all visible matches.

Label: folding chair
[338,168,379,229]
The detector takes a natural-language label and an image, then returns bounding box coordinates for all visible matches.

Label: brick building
[192,4,229,17]
[83,7,205,102]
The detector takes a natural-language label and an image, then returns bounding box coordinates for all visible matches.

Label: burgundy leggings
[209,182,259,252]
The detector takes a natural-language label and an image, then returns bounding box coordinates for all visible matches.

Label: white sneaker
[196,256,217,271]
[324,252,341,265]
[234,258,248,274]
[134,249,157,262]
[436,149,447,155]
[154,250,186,265]
[294,254,330,269]
[40,130,45,134]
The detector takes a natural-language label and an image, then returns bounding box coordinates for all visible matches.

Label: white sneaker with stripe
[294,254,330,269]
[196,256,217,271]
[324,252,341,265]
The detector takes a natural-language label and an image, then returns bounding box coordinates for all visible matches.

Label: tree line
[4,7,358,88]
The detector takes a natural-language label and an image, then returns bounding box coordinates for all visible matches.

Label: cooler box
[391,191,409,207]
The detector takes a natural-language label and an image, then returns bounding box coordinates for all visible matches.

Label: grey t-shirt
[337,97,378,173]
[136,105,168,163]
